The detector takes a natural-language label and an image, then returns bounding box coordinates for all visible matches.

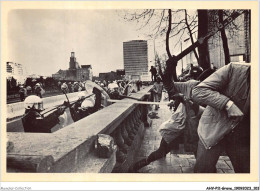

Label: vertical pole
[153,37,156,67]
[181,41,183,73]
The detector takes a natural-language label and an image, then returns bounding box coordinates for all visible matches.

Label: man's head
[156,76,161,83]
[24,95,44,111]
[81,99,95,110]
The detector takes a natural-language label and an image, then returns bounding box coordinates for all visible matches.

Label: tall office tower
[123,40,148,80]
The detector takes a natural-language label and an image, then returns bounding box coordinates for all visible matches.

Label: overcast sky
[7,9,152,76]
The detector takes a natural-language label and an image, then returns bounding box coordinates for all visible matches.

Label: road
[7,91,64,104]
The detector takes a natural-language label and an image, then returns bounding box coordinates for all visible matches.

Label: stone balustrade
[7,86,153,173]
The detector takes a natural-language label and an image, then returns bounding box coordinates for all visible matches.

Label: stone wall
[6,86,152,173]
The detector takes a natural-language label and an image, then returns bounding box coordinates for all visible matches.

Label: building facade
[98,70,124,82]
[207,10,251,69]
[6,62,27,83]
[123,40,149,80]
[52,52,93,81]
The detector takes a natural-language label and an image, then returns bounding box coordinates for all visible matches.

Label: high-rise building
[6,62,27,83]
[6,62,24,75]
[123,40,149,80]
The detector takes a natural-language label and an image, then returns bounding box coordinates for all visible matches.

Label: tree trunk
[197,10,211,70]
[218,10,230,65]
[184,10,200,65]
[165,9,178,82]
[166,9,172,59]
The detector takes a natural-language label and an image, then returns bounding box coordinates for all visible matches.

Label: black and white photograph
[1,1,258,187]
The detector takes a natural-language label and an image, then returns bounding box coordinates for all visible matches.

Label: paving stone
[152,157,171,166]
[225,160,234,170]
[149,140,161,147]
[171,157,190,167]
[222,169,235,173]
[136,148,151,157]
[182,167,194,173]
[165,153,171,158]
[178,154,195,159]
[154,145,159,150]
[219,156,230,160]
[164,166,182,173]
[188,158,196,167]
[150,130,159,134]
[154,136,162,140]
[216,160,231,169]
[134,157,145,163]
[139,164,171,173]
[140,144,154,151]
[142,140,150,145]
[217,169,224,173]
[139,165,154,173]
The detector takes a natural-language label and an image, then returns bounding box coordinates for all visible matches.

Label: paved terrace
[134,92,235,173]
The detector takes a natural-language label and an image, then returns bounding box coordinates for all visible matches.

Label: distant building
[123,40,150,81]
[98,70,123,82]
[6,62,27,84]
[6,62,24,76]
[69,52,80,70]
[52,52,93,81]
[207,10,251,68]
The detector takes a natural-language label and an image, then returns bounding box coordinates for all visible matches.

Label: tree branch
[166,9,172,58]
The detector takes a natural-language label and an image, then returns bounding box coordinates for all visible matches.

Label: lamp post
[182,37,190,72]
[153,37,156,67]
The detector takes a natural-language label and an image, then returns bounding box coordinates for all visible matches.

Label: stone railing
[6,86,153,173]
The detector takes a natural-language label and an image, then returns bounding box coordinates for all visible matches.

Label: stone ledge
[7,86,153,173]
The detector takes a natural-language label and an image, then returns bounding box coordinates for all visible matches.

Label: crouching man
[70,86,108,122]
[192,63,250,173]
[22,95,66,133]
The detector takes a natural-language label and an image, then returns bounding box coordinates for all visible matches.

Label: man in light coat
[191,63,250,173]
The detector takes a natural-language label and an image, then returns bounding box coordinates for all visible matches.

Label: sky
[7,9,152,76]
[7,9,198,77]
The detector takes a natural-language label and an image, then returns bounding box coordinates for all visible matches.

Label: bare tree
[122,9,245,81]
[207,9,245,66]
[122,9,198,81]
[197,10,211,70]
[218,10,230,65]
[184,9,199,64]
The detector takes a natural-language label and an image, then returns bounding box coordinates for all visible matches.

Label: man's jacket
[22,109,61,133]
[192,63,250,149]
[164,79,201,152]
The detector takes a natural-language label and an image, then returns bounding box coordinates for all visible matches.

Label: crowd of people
[20,78,145,133]
[130,61,250,174]
[18,83,45,101]
[94,79,143,99]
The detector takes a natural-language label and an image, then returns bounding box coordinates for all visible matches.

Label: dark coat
[22,109,61,133]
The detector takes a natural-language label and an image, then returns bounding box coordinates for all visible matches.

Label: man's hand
[58,106,66,115]
[167,100,175,110]
[63,101,70,107]
[171,93,185,103]
[226,101,244,120]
